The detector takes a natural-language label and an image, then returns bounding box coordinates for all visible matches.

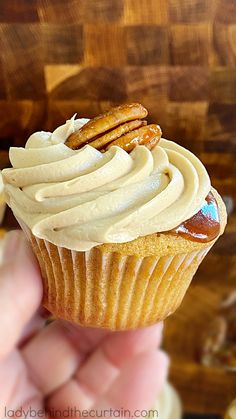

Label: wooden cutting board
[164,213,236,415]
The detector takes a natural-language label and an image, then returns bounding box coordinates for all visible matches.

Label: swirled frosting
[3,116,211,251]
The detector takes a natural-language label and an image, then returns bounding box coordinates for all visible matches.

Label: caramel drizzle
[170,192,220,243]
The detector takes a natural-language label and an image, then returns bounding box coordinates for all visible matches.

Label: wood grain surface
[0,0,235,415]
[164,214,236,413]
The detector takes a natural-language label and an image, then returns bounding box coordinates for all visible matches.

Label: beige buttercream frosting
[2,116,211,251]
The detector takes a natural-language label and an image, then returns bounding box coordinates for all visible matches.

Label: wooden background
[0,0,236,415]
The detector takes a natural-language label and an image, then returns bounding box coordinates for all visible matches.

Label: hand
[0,231,169,418]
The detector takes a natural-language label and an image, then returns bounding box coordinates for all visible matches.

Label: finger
[18,314,47,347]
[20,398,48,419]
[0,349,40,415]
[97,322,163,367]
[96,350,169,412]
[18,308,51,347]
[60,321,109,355]
[76,323,163,396]
[22,321,108,396]
[47,323,163,410]
[0,231,43,359]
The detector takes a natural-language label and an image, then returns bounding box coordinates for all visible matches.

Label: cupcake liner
[19,219,212,330]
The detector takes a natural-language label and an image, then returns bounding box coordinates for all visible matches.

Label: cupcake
[2,104,227,330]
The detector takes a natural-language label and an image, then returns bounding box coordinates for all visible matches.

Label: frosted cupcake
[2,104,227,330]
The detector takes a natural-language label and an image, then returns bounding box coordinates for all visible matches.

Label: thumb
[0,230,43,359]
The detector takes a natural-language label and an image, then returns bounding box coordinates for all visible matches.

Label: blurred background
[0,0,235,417]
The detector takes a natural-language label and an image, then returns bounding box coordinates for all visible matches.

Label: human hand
[0,231,169,418]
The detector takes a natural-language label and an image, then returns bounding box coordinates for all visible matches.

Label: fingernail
[3,230,22,262]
